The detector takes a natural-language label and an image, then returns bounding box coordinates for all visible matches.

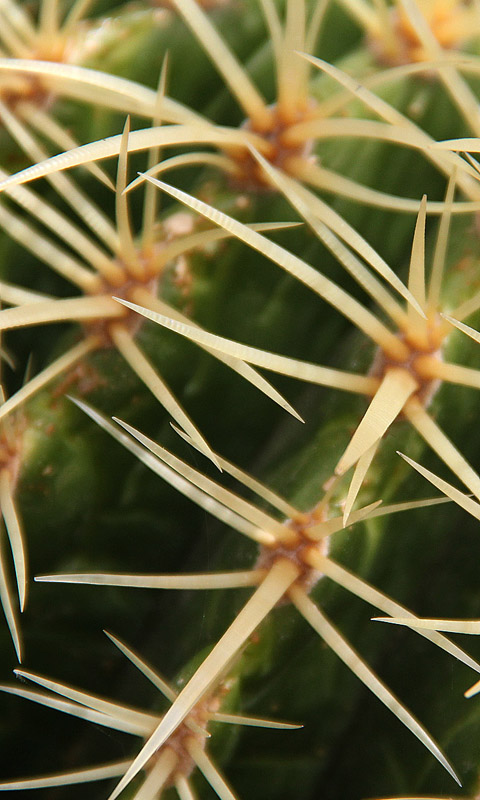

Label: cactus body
[1,2,480,800]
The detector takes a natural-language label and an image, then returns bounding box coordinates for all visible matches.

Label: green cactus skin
[2,2,480,800]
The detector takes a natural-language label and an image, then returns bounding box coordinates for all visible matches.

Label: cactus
[1,1,480,799]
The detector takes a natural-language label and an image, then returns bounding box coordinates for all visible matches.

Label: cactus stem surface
[0,631,292,798]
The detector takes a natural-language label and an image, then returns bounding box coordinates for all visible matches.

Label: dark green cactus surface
[1,2,480,800]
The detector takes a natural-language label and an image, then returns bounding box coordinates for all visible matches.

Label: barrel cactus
[1,1,480,799]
